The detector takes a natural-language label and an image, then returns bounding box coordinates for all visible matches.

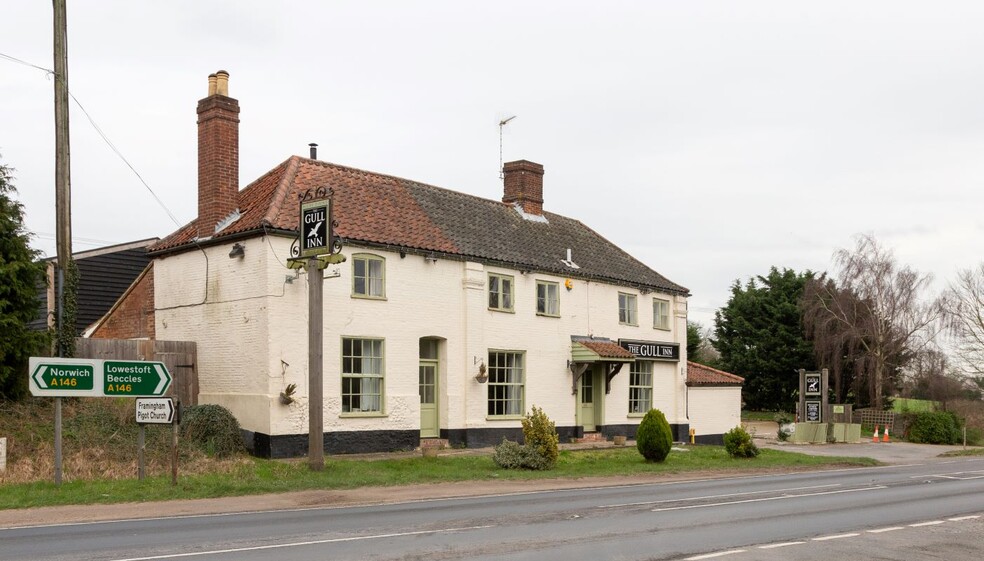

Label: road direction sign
[104,361,171,396]
[29,357,171,397]
[135,398,175,424]
[29,358,100,397]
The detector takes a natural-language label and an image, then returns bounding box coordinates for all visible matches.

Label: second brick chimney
[197,70,240,236]
[502,160,545,215]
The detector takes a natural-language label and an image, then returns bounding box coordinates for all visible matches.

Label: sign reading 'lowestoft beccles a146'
[29,357,171,398]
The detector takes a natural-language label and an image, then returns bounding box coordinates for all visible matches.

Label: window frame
[488,272,515,312]
[628,360,654,415]
[351,253,386,299]
[486,349,525,418]
[618,292,638,326]
[535,280,560,317]
[653,297,671,330]
[340,337,385,416]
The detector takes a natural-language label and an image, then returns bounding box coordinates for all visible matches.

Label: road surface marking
[909,520,945,527]
[759,541,805,549]
[599,484,840,509]
[868,526,904,533]
[948,515,980,521]
[108,525,495,561]
[651,485,885,512]
[813,533,860,541]
[685,550,747,560]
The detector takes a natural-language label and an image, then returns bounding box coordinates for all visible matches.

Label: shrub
[636,409,673,462]
[774,412,793,441]
[180,404,245,457]
[492,406,559,470]
[724,425,759,458]
[522,405,559,468]
[907,411,961,445]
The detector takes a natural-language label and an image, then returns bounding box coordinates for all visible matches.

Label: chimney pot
[215,70,230,96]
[207,73,217,96]
[309,143,318,160]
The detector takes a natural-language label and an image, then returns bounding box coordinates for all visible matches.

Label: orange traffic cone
[883,427,890,442]
[872,425,880,442]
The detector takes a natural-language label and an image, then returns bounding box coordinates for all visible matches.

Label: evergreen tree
[713,267,816,411]
[0,158,48,399]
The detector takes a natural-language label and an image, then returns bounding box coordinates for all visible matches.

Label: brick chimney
[502,160,544,215]
[197,70,239,236]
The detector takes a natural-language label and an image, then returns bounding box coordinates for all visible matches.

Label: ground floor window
[488,350,524,416]
[342,337,384,413]
[629,360,653,414]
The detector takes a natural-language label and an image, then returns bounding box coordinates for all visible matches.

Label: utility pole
[52,0,72,488]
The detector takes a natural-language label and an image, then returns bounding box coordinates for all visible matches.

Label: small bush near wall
[492,406,559,470]
[636,409,673,463]
[724,425,759,458]
[181,404,246,458]
[905,411,962,445]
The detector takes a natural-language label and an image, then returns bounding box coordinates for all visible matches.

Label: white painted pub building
[94,72,741,457]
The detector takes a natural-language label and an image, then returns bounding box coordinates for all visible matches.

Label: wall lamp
[229,243,245,259]
[425,253,438,264]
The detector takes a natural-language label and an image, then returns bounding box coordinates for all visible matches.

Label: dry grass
[0,398,249,485]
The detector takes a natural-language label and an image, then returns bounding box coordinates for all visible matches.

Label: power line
[1,51,185,229]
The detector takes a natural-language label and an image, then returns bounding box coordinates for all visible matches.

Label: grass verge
[0,445,878,511]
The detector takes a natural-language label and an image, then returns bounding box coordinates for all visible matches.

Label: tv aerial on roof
[499,115,516,180]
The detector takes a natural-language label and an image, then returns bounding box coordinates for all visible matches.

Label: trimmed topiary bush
[723,425,759,458]
[180,404,245,458]
[907,411,961,444]
[636,408,673,462]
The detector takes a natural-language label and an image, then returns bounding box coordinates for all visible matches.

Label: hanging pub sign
[618,339,680,361]
[300,198,332,258]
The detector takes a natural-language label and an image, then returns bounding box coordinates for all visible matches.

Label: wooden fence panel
[74,338,198,405]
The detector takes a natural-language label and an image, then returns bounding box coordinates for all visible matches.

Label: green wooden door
[419,361,438,438]
[579,369,596,432]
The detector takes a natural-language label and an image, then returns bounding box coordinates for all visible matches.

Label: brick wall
[502,160,544,215]
[90,266,155,339]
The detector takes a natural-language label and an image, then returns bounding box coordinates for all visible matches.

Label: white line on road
[909,520,945,527]
[868,526,905,533]
[651,485,886,512]
[948,515,980,521]
[598,484,841,509]
[813,533,860,541]
[108,525,495,561]
[758,541,806,549]
[684,550,747,560]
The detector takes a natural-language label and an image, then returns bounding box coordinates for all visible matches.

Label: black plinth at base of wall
[242,422,697,459]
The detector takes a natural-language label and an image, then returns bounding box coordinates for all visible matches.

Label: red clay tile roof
[151,156,688,294]
[578,340,637,360]
[686,361,744,386]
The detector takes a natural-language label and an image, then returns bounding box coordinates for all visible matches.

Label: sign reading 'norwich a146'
[29,357,171,398]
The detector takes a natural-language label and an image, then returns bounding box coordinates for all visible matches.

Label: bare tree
[801,234,945,409]
[945,263,984,377]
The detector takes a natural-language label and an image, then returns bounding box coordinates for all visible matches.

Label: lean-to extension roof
[686,362,745,386]
[151,157,688,294]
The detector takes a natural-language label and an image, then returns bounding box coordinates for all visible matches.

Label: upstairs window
[536,280,560,317]
[488,273,514,312]
[352,254,385,298]
[618,292,637,325]
[653,298,671,330]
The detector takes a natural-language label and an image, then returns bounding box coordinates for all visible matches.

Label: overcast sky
[3,1,983,327]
